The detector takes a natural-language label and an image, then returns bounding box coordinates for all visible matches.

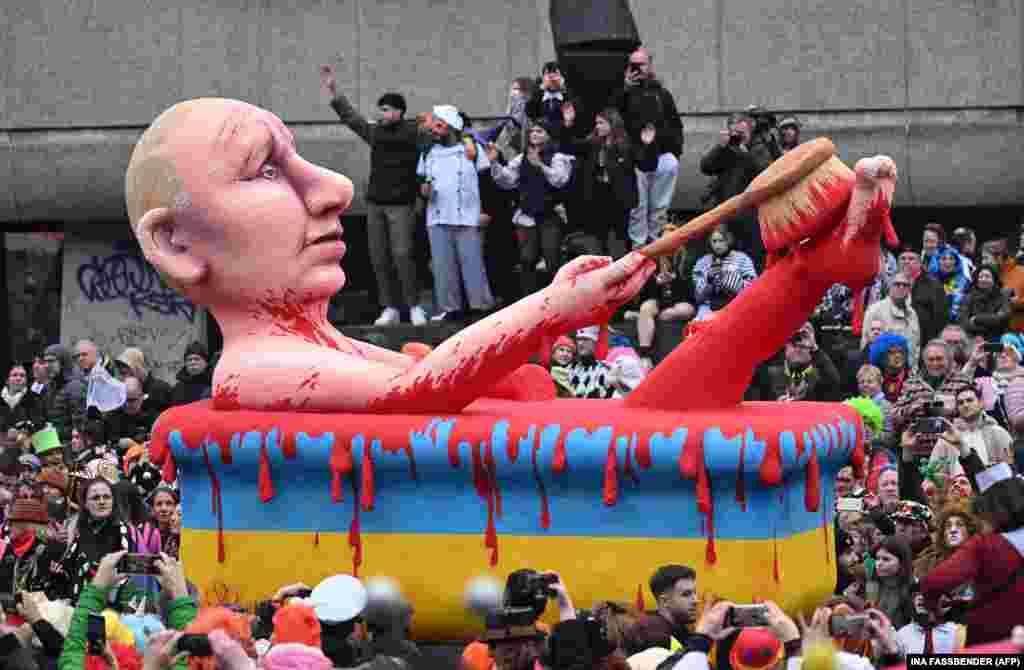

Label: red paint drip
[348,476,362,576]
[200,444,225,563]
[330,443,352,503]
[161,449,177,484]
[705,504,717,565]
[505,425,520,463]
[635,435,652,469]
[692,439,717,565]
[805,442,821,512]
[759,437,783,487]
[531,439,550,529]
[772,532,780,584]
[448,439,461,468]
[552,437,567,473]
[382,441,419,484]
[472,443,488,498]
[603,444,619,506]
[360,442,376,512]
[635,584,646,613]
[255,291,344,350]
[219,438,233,465]
[297,371,322,392]
[314,531,319,547]
[485,442,502,519]
[680,439,697,480]
[736,436,747,511]
[280,432,297,460]
[258,443,275,503]
[623,438,639,484]
[822,500,831,564]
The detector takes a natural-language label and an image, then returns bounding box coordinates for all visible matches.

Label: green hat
[31,426,62,455]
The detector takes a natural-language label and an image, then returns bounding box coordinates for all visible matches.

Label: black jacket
[0,535,69,601]
[959,287,1010,340]
[0,389,42,433]
[609,79,684,157]
[330,94,424,205]
[759,349,842,402]
[170,366,213,407]
[699,144,767,208]
[141,374,173,421]
[563,139,655,229]
[911,273,949,345]
[525,85,577,142]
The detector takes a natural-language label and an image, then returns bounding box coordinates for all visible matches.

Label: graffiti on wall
[76,243,195,321]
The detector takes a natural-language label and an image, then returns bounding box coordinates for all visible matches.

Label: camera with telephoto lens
[486,570,560,629]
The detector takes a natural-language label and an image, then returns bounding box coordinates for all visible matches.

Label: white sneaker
[623,310,640,321]
[410,305,427,326]
[374,307,400,326]
[535,258,548,272]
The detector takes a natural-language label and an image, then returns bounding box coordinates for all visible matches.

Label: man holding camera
[761,323,841,402]
[930,386,1014,479]
[892,340,973,501]
[610,47,684,250]
[699,113,770,269]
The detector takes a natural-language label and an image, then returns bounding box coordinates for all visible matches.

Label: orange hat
[729,628,784,670]
[552,336,576,353]
[272,603,322,648]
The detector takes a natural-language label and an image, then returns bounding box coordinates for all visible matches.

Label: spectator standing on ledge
[170,341,213,407]
[488,119,574,296]
[610,46,684,250]
[525,61,575,144]
[321,64,428,327]
[778,116,801,152]
[418,105,495,322]
[699,113,770,269]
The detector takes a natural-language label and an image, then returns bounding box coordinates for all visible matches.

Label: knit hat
[31,426,62,455]
[10,498,48,524]
[576,326,600,341]
[552,336,576,353]
[729,628,784,670]
[38,467,69,493]
[116,348,147,376]
[376,93,407,114]
[432,105,463,132]
[262,643,333,670]
[184,341,209,362]
[273,603,322,647]
[891,500,933,526]
[627,647,673,670]
[542,61,561,74]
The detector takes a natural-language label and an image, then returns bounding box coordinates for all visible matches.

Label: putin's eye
[258,163,279,180]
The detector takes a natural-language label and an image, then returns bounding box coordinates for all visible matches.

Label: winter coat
[761,349,842,402]
[330,94,425,205]
[959,284,1010,340]
[930,412,1014,478]
[169,365,213,407]
[0,532,69,601]
[58,583,196,670]
[699,144,763,209]
[563,138,656,221]
[911,273,950,346]
[609,79,684,157]
[1,387,41,432]
[862,297,921,368]
[525,85,577,143]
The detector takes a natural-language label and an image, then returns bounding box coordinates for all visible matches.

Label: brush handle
[637,188,758,258]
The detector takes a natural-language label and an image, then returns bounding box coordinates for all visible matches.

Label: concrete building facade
[1,0,1022,224]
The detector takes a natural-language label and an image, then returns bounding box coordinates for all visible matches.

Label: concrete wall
[1,0,1022,223]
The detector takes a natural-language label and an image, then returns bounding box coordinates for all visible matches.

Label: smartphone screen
[118,553,161,576]
[87,613,106,655]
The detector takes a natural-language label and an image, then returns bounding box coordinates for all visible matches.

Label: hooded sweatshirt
[929,246,969,322]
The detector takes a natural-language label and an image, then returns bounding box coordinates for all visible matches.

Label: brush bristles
[759,157,855,254]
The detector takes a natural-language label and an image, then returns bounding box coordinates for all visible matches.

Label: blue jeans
[628,152,679,248]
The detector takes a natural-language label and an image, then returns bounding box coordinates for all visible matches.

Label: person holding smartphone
[929,386,1013,483]
[59,550,195,670]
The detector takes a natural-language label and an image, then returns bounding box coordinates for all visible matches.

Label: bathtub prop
[128,98,897,641]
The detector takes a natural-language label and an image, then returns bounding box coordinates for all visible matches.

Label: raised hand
[319,64,337,97]
[484,143,499,163]
[561,102,576,127]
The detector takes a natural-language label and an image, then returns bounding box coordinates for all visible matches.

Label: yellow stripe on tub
[181,527,834,641]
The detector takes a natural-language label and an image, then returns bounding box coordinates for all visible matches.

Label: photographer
[761,323,841,402]
[805,605,905,668]
[745,106,783,169]
[892,340,973,500]
[699,114,768,269]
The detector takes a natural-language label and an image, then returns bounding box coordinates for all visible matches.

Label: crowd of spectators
[2,45,1024,670]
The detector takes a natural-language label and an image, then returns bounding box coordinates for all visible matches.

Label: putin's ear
[135,208,207,290]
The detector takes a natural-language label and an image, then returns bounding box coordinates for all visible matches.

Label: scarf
[11,529,37,558]
[883,368,908,402]
[1,387,26,410]
[784,361,817,400]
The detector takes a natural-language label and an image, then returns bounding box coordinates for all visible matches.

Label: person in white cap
[417,104,495,322]
[567,326,613,398]
[920,461,1024,645]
